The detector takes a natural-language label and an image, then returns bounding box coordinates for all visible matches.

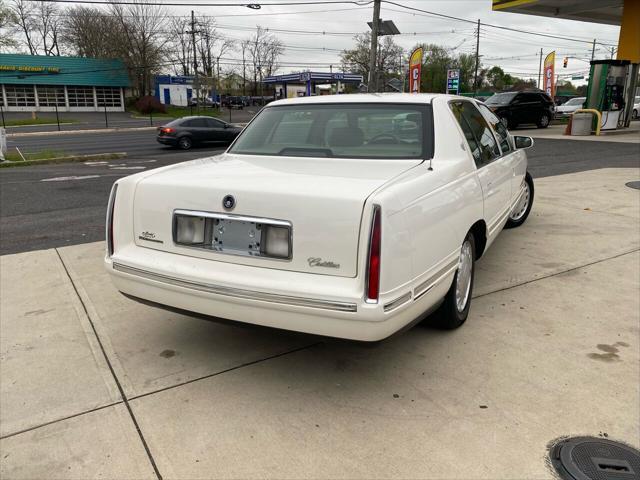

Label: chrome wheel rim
[540,115,549,126]
[455,240,473,312]
[510,182,530,222]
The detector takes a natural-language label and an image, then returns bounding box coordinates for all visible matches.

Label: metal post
[54,102,60,131]
[104,103,108,129]
[591,39,596,61]
[473,19,481,96]
[150,110,153,126]
[538,48,543,89]
[229,107,232,123]
[368,0,381,93]
[0,104,5,128]
[191,10,199,109]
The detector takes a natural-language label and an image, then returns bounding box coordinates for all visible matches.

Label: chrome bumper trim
[112,262,358,313]
[414,259,458,300]
[383,291,412,312]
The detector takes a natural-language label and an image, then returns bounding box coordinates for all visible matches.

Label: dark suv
[157,116,242,150]
[485,91,554,129]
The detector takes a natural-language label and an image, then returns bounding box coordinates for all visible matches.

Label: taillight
[106,183,118,257]
[160,127,174,134]
[365,205,381,303]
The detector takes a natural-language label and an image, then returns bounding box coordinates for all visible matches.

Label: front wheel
[537,113,550,128]
[505,172,534,228]
[428,233,476,330]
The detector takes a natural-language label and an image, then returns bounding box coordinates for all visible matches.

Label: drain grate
[550,437,640,480]
[626,181,640,190]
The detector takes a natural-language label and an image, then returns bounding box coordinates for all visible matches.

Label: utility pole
[368,0,381,93]
[591,38,596,61]
[537,48,543,89]
[190,11,199,103]
[610,46,615,59]
[473,19,480,96]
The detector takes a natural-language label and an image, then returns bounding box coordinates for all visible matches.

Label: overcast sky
[180,0,620,84]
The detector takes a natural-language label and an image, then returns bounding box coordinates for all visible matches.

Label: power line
[381,0,618,47]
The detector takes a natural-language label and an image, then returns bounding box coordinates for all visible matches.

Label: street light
[367,12,400,93]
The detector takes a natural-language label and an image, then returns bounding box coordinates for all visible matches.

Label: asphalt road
[1,136,639,255]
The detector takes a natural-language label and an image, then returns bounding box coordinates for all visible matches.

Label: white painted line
[109,166,145,170]
[84,161,109,165]
[41,175,101,182]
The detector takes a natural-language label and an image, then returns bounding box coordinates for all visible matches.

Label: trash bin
[571,112,592,136]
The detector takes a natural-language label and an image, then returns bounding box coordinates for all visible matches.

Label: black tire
[536,113,551,128]
[178,136,193,150]
[505,172,534,229]
[633,109,638,120]
[428,233,476,330]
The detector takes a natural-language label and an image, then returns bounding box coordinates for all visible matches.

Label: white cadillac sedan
[105,94,535,341]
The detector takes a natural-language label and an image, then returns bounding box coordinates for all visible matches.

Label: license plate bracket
[212,218,263,256]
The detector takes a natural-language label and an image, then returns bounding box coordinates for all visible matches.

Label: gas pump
[585,60,631,130]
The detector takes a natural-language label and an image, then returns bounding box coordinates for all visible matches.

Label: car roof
[268,93,463,107]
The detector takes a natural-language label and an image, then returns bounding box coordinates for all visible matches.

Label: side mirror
[223,123,229,129]
[514,136,534,149]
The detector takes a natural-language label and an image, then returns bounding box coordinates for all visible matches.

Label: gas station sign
[447,69,460,94]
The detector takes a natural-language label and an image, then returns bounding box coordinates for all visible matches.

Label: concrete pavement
[1,168,639,479]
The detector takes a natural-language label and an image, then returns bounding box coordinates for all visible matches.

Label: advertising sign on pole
[543,51,556,99]
[409,47,423,94]
[447,69,460,94]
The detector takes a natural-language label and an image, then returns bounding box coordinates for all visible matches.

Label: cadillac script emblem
[222,195,236,211]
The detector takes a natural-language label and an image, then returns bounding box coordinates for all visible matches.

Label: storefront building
[0,54,129,112]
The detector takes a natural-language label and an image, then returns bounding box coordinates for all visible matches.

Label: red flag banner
[543,51,556,99]
[409,47,424,94]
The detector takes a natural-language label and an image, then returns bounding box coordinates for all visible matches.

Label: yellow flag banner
[409,47,424,94]
[543,51,556,99]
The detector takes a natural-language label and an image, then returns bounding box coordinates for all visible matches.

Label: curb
[7,126,157,138]
[0,152,127,168]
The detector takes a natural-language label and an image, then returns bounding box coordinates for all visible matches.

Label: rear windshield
[229,103,433,159]
[485,92,517,106]
[564,97,585,106]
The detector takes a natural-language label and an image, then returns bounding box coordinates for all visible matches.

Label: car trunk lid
[133,153,421,277]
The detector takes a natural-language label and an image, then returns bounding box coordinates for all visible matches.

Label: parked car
[227,96,245,110]
[156,116,242,150]
[188,97,220,108]
[107,94,535,341]
[485,90,555,129]
[633,96,640,120]
[555,96,586,118]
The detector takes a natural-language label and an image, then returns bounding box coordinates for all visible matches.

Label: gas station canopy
[492,0,623,26]
[492,0,638,63]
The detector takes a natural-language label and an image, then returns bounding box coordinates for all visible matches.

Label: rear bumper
[105,247,453,341]
[156,136,177,145]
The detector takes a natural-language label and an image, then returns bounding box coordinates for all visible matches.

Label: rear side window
[478,103,511,154]
[182,118,208,127]
[450,101,501,167]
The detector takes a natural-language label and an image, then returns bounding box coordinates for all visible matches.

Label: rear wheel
[537,113,550,128]
[505,172,534,228]
[633,109,638,120]
[178,136,193,150]
[428,233,476,330]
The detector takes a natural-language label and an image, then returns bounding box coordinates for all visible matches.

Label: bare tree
[10,0,37,54]
[110,0,167,96]
[341,32,402,89]
[246,26,283,95]
[33,0,60,55]
[61,6,123,58]
[165,16,192,76]
[0,0,18,50]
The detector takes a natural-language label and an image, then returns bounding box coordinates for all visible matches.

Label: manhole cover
[550,437,640,480]
[626,181,640,190]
